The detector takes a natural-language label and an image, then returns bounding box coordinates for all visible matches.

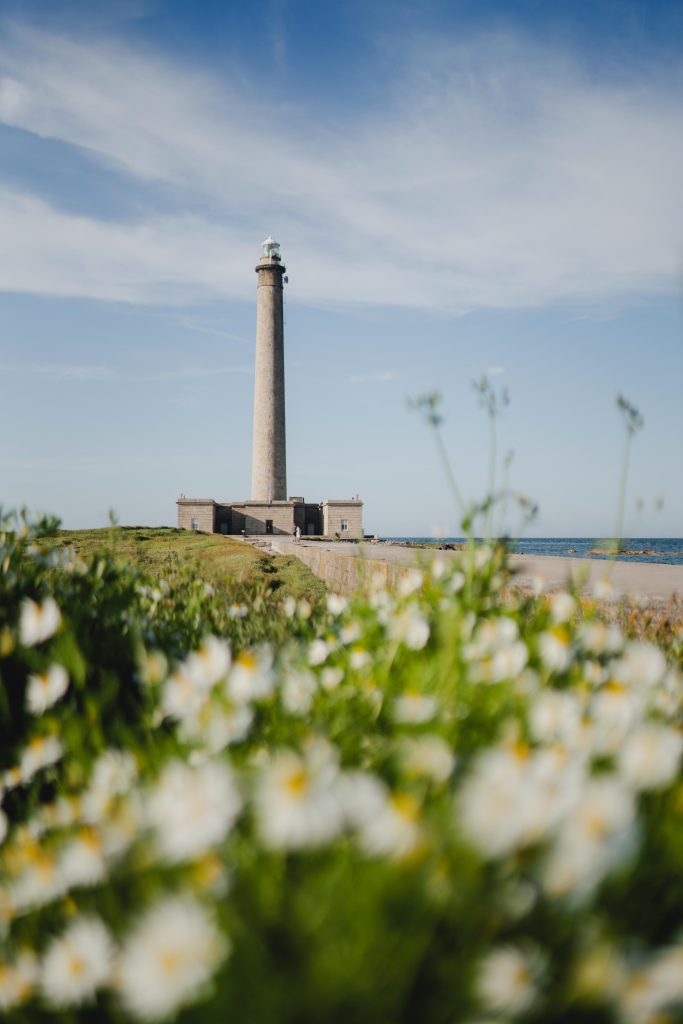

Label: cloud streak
[346,371,397,384]
[0,23,682,312]
[0,360,251,381]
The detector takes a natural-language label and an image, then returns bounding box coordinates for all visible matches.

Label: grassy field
[39,526,327,602]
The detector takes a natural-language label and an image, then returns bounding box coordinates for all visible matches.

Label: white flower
[550,591,576,623]
[320,666,344,691]
[229,603,248,618]
[357,790,422,860]
[0,949,38,1011]
[326,593,348,616]
[146,759,242,863]
[282,596,297,618]
[490,640,529,682]
[566,776,634,844]
[138,650,167,685]
[91,749,137,797]
[308,639,330,666]
[282,669,317,714]
[477,946,538,1016]
[613,642,667,689]
[578,622,622,656]
[393,691,437,725]
[19,597,61,647]
[226,650,274,704]
[431,558,446,580]
[619,724,683,791]
[181,704,254,753]
[339,771,421,859]
[349,647,371,669]
[529,691,582,746]
[543,776,635,899]
[26,664,69,715]
[473,545,493,570]
[582,659,606,687]
[99,795,143,859]
[398,569,423,597]
[82,750,138,824]
[19,735,63,783]
[459,745,583,859]
[11,847,68,912]
[59,829,107,888]
[184,636,231,689]
[620,946,683,1023]
[589,684,640,755]
[161,667,204,723]
[470,616,519,657]
[390,607,430,650]
[117,896,228,1021]
[255,746,344,850]
[40,917,113,1007]
[449,571,465,593]
[538,628,572,672]
[38,795,80,832]
[530,574,546,595]
[593,577,618,600]
[400,736,455,783]
[340,622,361,645]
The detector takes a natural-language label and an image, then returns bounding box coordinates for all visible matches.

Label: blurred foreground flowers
[1,514,682,1022]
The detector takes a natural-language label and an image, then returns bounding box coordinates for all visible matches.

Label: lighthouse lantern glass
[261,237,281,260]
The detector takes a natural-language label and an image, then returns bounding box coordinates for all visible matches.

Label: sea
[387,538,683,567]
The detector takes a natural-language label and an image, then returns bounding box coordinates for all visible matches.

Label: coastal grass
[38,526,327,603]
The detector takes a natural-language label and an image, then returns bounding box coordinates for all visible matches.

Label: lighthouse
[177,238,363,538]
[251,236,287,502]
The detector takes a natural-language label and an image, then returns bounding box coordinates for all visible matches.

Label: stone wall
[322,501,363,539]
[229,502,296,536]
[271,541,414,595]
[176,500,216,533]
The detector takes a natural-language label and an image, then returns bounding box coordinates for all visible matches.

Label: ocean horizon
[386,538,683,567]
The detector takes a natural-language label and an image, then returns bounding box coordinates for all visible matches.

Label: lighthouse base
[176,497,363,539]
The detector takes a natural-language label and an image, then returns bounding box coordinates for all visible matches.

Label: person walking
[294,525,301,543]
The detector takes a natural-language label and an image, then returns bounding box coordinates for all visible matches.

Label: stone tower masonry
[251,237,287,501]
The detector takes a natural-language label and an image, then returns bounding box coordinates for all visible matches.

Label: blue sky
[1,0,682,537]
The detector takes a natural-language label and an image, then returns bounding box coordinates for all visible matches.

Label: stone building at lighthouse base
[177,497,364,540]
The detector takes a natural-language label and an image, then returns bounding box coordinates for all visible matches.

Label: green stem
[431,424,468,530]
[611,431,632,573]
[487,414,497,541]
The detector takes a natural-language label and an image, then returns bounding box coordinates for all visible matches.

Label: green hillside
[39,526,326,602]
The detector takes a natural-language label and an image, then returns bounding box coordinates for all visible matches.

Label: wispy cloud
[346,370,397,384]
[0,361,250,381]
[0,24,682,312]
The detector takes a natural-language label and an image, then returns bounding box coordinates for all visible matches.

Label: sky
[0,0,682,538]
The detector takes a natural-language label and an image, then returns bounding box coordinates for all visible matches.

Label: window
[191,518,199,531]
[340,519,349,532]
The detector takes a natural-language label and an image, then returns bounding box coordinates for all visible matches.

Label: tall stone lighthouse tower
[251,236,287,501]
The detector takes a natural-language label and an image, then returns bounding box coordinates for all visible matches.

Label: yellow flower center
[284,768,309,797]
[391,792,419,821]
[68,955,85,977]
